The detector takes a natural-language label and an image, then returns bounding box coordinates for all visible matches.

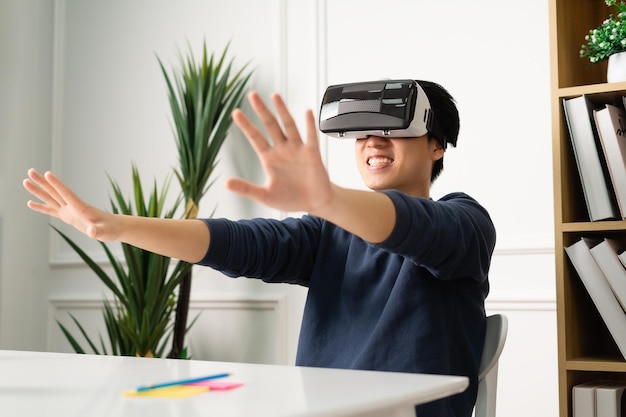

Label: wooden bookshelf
[549,0,626,415]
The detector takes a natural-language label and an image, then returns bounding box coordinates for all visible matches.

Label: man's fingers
[271,93,303,145]
[44,171,84,207]
[23,179,55,208]
[232,108,272,154]
[247,92,288,144]
[24,169,63,208]
[31,169,67,205]
[304,109,319,150]
[225,177,266,202]
[26,200,58,217]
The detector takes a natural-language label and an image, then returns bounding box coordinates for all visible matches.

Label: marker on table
[135,372,231,392]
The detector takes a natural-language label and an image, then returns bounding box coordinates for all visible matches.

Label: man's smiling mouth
[367,157,393,167]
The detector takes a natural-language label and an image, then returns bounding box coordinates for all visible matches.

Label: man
[24,80,496,417]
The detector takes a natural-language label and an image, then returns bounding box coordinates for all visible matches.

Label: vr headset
[319,79,452,148]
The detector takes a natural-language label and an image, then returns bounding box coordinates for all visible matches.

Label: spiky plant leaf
[158,41,252,210]
[56,319,87,355]
[55,167,191,357]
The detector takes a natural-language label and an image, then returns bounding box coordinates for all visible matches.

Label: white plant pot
[607,51,626,83]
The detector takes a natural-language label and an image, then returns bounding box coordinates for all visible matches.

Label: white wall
[0,0,55,351]
[0,1,557,416]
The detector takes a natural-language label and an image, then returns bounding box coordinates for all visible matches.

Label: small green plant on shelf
[580,0,626,63]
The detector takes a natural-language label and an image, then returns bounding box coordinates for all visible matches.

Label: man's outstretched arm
[23,91,398,262]
[24,168,210,263]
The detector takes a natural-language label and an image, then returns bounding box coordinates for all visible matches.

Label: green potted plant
[158,41,253,358]
[56,166,191,357]
[580,0,626,81]
[57,42,252,359]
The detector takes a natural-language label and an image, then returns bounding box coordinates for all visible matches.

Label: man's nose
[365,135,390,147]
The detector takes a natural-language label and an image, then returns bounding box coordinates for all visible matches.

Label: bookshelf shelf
[562,221,626,233]
[558,82,626,98]
[550,0,626,415]
[566,358,626,373]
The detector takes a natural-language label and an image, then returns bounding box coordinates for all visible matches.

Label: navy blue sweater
[198,190,496,417]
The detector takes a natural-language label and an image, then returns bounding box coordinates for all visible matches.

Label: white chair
[474,314,508,417]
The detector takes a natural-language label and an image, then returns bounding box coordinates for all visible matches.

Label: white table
[0,350,468,417]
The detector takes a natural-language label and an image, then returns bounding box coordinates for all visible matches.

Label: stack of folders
[562,95,626,221]
[565,238,626,360]
[566,237,626,416]
[572,381,626,417]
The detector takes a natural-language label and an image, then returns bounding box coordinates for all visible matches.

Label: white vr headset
[318,79,452,148]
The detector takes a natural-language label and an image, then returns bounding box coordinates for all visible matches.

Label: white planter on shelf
[607,51,626,83]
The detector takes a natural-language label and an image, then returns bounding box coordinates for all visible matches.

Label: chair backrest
[474,314,508,417]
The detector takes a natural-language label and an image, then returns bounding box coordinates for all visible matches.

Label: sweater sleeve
[195,216,323,286]
[379,190,496,282]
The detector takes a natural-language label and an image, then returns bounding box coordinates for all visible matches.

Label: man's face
[354,135,444,197]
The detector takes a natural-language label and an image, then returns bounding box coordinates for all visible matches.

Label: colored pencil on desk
[135,372,231,392]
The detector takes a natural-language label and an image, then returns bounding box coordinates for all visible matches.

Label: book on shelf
[596,384,626,417]
[573,382,626,417]
[565,238,626,359]
[589,238,626,313]
[563,95,619,221]
[619,250,626,270]
[573,382,597,417]
[593,103,626,219]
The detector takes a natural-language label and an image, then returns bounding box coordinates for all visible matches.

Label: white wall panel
[185,294,288,364]
[49,294,288,364]
[485,306,558,417]
[0,0,54,351]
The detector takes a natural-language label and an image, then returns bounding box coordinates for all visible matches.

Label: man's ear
[431,140,445,161]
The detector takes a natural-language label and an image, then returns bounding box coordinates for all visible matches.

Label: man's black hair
[416,80,460,182]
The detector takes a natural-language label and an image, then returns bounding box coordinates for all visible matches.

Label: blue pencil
[136,372,231,392]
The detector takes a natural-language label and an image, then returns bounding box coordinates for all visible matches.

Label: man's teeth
[368,157,392,166]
